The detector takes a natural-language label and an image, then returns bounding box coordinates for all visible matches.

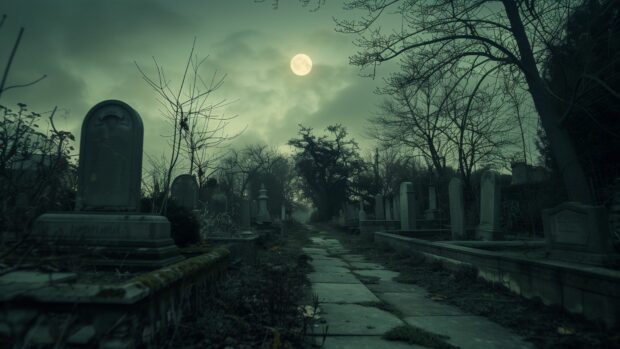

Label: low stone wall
[375,232,620,327]
[0,247,230,348]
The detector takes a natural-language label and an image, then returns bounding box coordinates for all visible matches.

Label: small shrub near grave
[165,200,200,246]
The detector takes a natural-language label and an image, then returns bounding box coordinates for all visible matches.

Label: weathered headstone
[476,170,502,240]
[170,174,199,210]
[210,191,228,214]
[76,100,143,211]
[385,196,393,220]
[33,100,183,268]
[358,201,367,222]
[424,185,439,220]
[400,182,416,231]
[240,198,251,229]
[393,196,400,221]
[256,184,271,224]
[449,177,465,240]
[375,194,385,220]
[543,202,618,266]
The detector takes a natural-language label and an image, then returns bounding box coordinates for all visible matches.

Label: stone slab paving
[353,269,400,282]
[340,254,367,262]
[313,283,380,303]
[349,261,386,270]
[308,272,362,284]
[317,303,404,335]
[310,259,350,268]
[313,266,352,274]
[304,226,534,349]
[302,247,328,255]
[315,336,426,349]
[378,292,466,316]
[366,280,428,294]
[405,315,534,349]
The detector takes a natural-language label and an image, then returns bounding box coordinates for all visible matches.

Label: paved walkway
[303,229,534,349]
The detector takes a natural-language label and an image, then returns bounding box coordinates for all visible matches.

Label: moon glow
[290,53,312,76]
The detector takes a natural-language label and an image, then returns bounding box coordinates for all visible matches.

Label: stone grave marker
[34,100,183,268]
[375,194,385,220]
[424,185,440,220]
[543,202,618,266]
[385,196,393,220]
[256,184,271,224]
[393,196,400,221]
[449,177,465,240]
[170,174,199,210]
[400,182,416,231]
[240,198,251,229]
[358,201,367,222]
[76,100,143,211]
[476,170,502,240]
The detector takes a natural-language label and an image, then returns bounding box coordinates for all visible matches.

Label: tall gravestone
[256,184,271,225]
[424,185,439,220]
[449,177,465,240]
[476,170,502,240]
[240,197,251,230]
[400,182,416,231]
[385,196,392,220]
[170,174,199,210]
[75,101,143,211]
[375,194,385,220]
[393,196,400,221]
[33,100,183,268]
[358,201,367,222]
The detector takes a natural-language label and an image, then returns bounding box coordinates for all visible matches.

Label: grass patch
[383,324,458,349]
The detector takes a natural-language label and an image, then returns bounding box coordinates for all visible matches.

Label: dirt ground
[168,222,316,349]
[318,224,620,349]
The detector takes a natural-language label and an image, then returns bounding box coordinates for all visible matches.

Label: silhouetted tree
[289,124,364,221]
[336,0,596,204]
[543,0,620,203]
[136,38,239,214]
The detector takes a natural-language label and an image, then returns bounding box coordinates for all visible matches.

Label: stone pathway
[303,229,534,349]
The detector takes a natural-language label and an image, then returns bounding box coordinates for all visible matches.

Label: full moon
[290,53,312,76]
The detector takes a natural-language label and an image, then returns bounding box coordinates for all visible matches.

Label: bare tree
[136,39,239,213]
[0,14,46,101]
[337,0,594,203]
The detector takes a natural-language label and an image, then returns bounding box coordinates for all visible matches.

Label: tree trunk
[503,0,593,204]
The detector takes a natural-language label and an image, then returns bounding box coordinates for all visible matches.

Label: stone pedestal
[32,213,184,269]
[543,202,619,266]
[374,194,385,220]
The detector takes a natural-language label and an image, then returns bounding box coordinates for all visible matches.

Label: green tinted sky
[2,0,396,164]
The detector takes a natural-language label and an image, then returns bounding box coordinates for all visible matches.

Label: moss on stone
[383,324,458,349]
[96,287,127,298]
[129,247,229,292]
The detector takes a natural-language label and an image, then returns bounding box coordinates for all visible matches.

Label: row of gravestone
[347,172,500,239]
[351,171,617,266]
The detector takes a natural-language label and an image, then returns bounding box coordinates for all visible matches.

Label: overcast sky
[2,0,397,168]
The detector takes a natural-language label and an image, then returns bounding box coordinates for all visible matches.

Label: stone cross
[449,177,465,239]
[76,100,143,211]
[400,182,416,231]
[477,170,502,240]
[170,174,199,210]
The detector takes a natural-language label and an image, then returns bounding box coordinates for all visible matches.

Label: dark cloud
[1,0,387,172]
